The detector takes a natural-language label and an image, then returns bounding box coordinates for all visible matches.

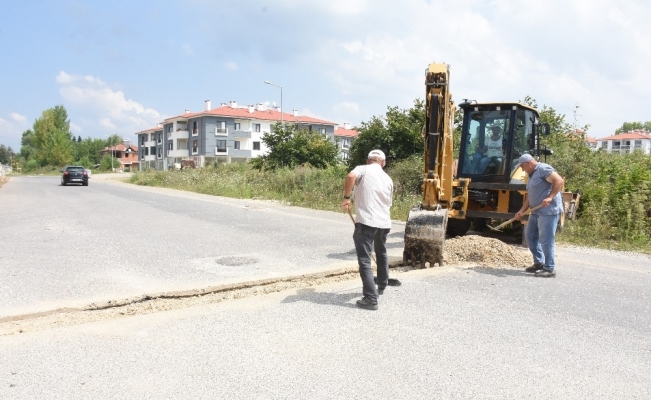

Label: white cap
[368,149,386,160]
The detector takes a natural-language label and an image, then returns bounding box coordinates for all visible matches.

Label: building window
[253,141,261,150]
[140,137,145,145]
[216,140,227,153]
[158,148,162,158]
[216,121,227,135]
[254,124,261,132]
[193,121,198,135]
[234,141,241,150]
[158,133,162,144]
[168,142,173,151]
[319,128,326,134]
[192,140,198,154]
[234,122,241,131]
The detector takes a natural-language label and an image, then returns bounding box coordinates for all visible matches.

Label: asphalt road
[1,175,650,399]
[0,175,404,317]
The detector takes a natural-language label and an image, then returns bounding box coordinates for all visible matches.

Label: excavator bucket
[403,207,448,268]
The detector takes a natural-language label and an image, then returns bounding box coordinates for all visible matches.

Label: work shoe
[525,263,544,273]
[535,268,556,278]
[356,296,378,310]
[377,287,385,295]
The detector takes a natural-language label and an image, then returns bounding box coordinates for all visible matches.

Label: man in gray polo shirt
[514,154,565,277]
[341,149,394,310]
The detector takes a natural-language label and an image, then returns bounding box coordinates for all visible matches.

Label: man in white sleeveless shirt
[341,150,394,310]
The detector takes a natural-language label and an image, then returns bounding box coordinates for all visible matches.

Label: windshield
[459,110,511,176]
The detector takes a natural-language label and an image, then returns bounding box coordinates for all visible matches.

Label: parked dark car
[61,166,89,186]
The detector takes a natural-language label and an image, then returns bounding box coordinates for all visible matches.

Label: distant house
[100,143,140,171]
[595,130,651,155]
[334,123,357,161]
[136,100,358,171]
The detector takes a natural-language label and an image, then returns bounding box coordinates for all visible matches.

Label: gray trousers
[353,223,390,302]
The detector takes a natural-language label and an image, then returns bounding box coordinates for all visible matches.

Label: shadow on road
[281,288,359,309]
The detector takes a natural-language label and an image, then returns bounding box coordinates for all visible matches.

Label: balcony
[143,155,156,161]
[231,129,252,139]
[168,149,189,158]
[169,130,189,140]
[215,148,228,156]
[144,140,156,147]
[215,127,228,136]
[229,149,252,158]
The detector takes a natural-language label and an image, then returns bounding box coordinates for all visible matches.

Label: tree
[348,99,425,167]
[250,123,339,170]
[615,121,651,134]
[74,137,108,165]
[33,105,73,165]
[47,128,74,166]
[0,144,14,164]
[19,129,37,163]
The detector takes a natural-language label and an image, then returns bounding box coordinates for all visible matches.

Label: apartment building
[137,100,357,171]
[595,130,651,155]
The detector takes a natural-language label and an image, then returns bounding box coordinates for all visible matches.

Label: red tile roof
[164,105,338,126]
[136,126,163,134]
[599,131,651,141]
[335,127,358,138]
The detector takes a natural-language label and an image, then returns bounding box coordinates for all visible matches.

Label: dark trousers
[353,223,390,301]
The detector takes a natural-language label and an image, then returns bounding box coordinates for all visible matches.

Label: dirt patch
[0,269,365,337]
[445,235,531,268]
[0,176,8,189]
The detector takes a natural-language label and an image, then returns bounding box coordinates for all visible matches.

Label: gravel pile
[444,235,531,268]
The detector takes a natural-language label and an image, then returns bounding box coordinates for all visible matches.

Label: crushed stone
[444,235,531,268]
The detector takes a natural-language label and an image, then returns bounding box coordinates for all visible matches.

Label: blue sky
[1,0,649,151]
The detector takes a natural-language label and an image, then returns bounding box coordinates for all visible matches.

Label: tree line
[4,105,121,171]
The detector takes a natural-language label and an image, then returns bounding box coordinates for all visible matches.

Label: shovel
[347,209,402,287]
[488,203,545,232]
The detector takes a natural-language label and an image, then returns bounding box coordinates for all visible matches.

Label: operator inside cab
[469,125,505,174]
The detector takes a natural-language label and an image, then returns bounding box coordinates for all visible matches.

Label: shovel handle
[491,203,545,231]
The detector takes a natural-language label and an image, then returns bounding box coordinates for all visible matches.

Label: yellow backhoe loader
[403,63,580,268]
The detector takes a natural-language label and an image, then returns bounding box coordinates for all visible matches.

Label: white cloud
[293,0,651,137]
[0,115,27,150]
[55,71,163,139]
[10,113,27,123]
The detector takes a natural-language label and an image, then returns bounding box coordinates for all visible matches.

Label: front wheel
[447,218,471,237]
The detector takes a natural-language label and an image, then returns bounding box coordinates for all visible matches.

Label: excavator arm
[403,63,469,267]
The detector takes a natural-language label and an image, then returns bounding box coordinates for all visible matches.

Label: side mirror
[533,123,551,136]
